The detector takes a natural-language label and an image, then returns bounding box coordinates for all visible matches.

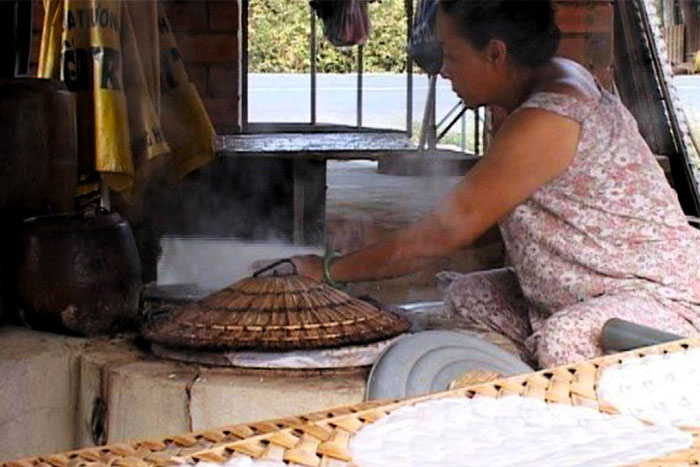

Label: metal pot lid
[365,330,533,401]
[142,283,211,303]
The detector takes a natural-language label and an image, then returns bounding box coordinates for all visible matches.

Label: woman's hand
[290,254,324,282]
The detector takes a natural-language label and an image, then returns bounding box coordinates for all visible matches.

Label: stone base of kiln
[0,326,366,462]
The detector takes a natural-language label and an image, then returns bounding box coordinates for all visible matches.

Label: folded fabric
[38,0,215,201]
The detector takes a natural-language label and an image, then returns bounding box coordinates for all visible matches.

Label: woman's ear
[486,39,508,68]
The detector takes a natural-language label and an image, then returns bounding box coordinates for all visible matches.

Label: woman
[292,0,700,368]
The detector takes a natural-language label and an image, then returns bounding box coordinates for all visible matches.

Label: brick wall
[555,0,615,91]
[29,1,609,133]
[163,0,242,134]
[29,0,242,134]
[29,0,42,77]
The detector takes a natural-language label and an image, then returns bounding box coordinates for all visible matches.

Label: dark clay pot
[0,78,78,215]
[17,212,142,336]
[0,78,78,319]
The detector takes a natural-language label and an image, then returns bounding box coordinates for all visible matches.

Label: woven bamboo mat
[143,274,410,351]
[6,339,700,467]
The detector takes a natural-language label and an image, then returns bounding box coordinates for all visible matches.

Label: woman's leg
[532,292,700,368]
[442,268,533,361]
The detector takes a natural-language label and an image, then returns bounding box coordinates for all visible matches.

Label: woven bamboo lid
[143,262,410,351]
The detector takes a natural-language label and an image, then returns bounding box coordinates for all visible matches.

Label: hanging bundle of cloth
[309,0,371,47]
[407,0,442,75]
[38,0,216,204]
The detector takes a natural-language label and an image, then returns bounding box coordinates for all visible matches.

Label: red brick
[187,65,209,97]
[162,1,208,33]
[557,34,613,91]
[215,123,240,134]
[557,34,586,62]
[558,33,612,63]
[208,65,238,98]
[555,2,614,34]
[594,67,614,91]
[30,33,41,67]
[29,32,42,68]
[208,1,239,33]
[177,33,238,64]
[32,0,44,33]
[203,96,240,131]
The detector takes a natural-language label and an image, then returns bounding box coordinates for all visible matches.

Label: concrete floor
[0,327,368,462]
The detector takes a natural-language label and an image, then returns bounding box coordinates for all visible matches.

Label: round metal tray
[151,335,401,370]
[365,330,534,400]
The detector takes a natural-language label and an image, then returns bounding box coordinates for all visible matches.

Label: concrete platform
[377,150,479,176]
[1,155,505,462]
[0,328,83,461]
[0,326,366,462]
[217,132,415,160]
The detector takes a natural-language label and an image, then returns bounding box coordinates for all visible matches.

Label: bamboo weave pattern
[6,339,700,467]
[143,275,410,351]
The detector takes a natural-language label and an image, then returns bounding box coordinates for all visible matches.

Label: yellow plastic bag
[158,4,216,179]
[38,0,215,200]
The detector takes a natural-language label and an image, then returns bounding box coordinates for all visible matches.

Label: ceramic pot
[17,211,142,336]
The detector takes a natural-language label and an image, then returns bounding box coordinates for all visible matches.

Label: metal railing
[242,0,485,155]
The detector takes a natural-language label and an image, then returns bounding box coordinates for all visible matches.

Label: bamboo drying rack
[6,338,700,467]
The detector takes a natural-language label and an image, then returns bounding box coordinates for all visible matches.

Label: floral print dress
[444,87,700,368]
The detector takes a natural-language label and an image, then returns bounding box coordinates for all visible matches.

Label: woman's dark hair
[438,0,561,68]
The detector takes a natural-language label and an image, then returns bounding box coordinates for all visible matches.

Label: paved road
[248,73,468,131]
[673,75,700,129]
[248,73,700,133]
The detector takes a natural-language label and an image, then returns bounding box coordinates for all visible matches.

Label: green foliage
[362,0,409,72]
[248,0,311,72]
[249,0,409,73]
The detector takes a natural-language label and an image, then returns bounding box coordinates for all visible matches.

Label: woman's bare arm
[294,108,581,282]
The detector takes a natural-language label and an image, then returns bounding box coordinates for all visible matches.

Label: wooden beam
[614,0,700,215]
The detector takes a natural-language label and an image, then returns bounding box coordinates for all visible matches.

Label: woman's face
[436,9,498,108]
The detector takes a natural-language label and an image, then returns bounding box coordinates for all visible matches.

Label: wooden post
[615,0,700,216]
[418,74,437,151]
[292,159,326,246]
[665,24,685,65]
[679,0,700,60]
[100,177,111,212]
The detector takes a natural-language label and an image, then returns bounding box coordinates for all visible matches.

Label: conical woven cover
[143,275,411,351]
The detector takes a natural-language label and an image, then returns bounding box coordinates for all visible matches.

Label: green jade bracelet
[323,250,345,289]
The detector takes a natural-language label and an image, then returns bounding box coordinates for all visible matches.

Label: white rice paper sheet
[349,395,693,467]
[598,347,700,427]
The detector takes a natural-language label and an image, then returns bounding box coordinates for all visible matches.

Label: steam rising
[157,238,322,291]
[153,158,464,292]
